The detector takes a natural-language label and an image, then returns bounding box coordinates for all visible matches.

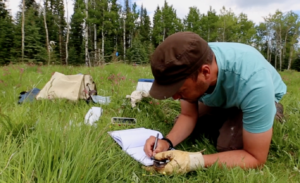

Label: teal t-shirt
[199,43,287,133]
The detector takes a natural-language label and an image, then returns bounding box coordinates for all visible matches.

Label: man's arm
[144,99,198,157]
[165,99,198,146]
[203,127,272,168]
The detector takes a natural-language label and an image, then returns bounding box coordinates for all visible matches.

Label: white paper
[108,128,163,166]
[136,82,153,93]
[84,107,103,125]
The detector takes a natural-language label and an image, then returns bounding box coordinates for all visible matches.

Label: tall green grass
[0,63,299,182]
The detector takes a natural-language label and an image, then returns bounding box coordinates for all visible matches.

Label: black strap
[161,137,174,150]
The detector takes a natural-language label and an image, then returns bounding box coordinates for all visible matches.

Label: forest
[0,0,299,71]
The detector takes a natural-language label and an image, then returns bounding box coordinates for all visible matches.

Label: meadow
[0,63,300,183]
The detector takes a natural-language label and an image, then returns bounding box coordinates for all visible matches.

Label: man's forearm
[166,115,197,147]
[203,150,265,169]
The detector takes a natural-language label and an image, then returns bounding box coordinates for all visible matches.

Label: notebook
[108,128,163,166]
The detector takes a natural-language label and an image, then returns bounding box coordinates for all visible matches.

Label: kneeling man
[144,32,287,174]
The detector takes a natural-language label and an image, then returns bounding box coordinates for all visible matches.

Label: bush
[127,36,148,64]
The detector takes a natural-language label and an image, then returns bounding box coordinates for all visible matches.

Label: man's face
[172,74,210,103]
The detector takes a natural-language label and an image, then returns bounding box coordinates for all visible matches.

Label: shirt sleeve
[239,70,276,133]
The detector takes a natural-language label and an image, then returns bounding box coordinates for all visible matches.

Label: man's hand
[144,150,205,175]
[144,137,170,157]
[144,100,198,158]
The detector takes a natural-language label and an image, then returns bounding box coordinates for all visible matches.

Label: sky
[6,0,300,25]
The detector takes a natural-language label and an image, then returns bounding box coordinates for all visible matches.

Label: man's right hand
[144,136,170,157]
[144,100,199,158]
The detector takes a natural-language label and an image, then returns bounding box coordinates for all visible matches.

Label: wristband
[161,137,174,150]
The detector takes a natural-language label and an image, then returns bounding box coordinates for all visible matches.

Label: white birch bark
[279,26,282,71]
[65,0,70,65]
[22,0,25,63]
[287,47,293,70]
[101,6,104,63]
[42,1,50,65]
[101,26,104,62]
[93,0,97,64]
[85,0,90,66]
[123,17,126,61]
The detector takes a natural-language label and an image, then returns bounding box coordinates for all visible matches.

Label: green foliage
[200,6,219,42]
[183,7,202,35]
[127,35,148,64]
[217,6,238,42]
[235,13,256,44]
[43,0,66,64]
[152,6,163,46]
[69,0,85,65]
[152,0,183,47]
[0,0,14,65]
[139,6,151,43]
[292,56,300,71]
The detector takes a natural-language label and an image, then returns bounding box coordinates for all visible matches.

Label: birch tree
[22,0,25,63]
[287,16,300,70]
[183,6,202,35]
[217,6,237,42]
[42,0,50,65]
[0,0,14,65]
[85,0,90,66]
[272,10,284,70]
[69,0,85,65]
[200,7,219,42]
[65,0,70,65]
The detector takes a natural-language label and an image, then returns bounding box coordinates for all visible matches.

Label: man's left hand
[144,150,205,175]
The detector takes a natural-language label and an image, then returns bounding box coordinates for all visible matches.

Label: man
[143,31,286,175]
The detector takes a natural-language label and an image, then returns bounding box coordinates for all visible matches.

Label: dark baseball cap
[149,31,213,99]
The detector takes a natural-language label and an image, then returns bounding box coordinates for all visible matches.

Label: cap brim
[149,79,185,100]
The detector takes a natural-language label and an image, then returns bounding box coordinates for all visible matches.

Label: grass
[0,63,300,182]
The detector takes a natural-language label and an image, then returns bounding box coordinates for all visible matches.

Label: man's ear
[199,64,211,80]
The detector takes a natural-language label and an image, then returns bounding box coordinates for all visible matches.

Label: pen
[151,133,159,160]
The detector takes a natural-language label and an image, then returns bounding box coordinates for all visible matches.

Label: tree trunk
[163,27,165,41]
[207,27,210,42]
[85,0,90,66]
[65,0,70,66]
[43,1,50,65]
[279,27,282,71]
[287,47,293,70]
[283,26,292,61]
[21,0,25,63]
[101,25,104,63]
[98,48,100,63]
[130,32,132,48]
[59,28,62,64]
[123,17,126,62]
[267,41,270,62]
[287,26,300,70]
[94,0,97,65]
[101,5,104,64]
[223,19,225,42]
[275,53,277,70]
[94,24,97,64]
